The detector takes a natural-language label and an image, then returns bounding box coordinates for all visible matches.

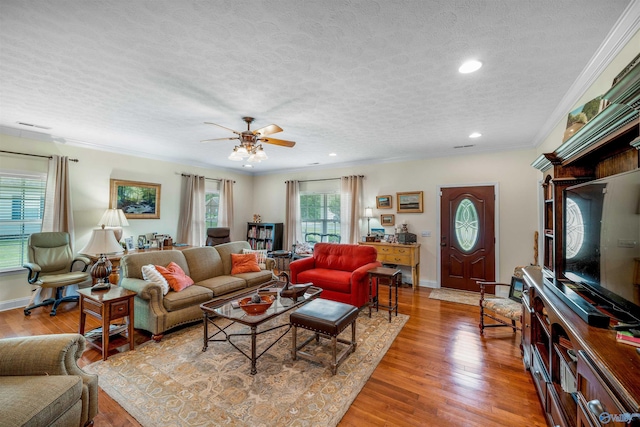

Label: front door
[440,186,496,291]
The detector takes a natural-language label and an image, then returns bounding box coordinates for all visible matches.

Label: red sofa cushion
[312,243,378,271]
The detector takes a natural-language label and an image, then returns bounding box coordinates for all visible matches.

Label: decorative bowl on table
[238,295,275,315]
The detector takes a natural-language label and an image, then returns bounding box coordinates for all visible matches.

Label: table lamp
[98,208,129,242]
[79,225,124,290]
[364,207,374,236]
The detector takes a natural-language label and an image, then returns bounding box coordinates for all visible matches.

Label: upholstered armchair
[0,333,98,427]
[23,232,91,316]
[205,227,231,246]
[477,276,524,334]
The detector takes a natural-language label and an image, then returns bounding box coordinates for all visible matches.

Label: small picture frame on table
[124,237,135,251]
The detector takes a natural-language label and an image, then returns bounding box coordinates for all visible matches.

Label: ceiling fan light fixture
[247,153,261,163]
[255,146,268,160]
[228,147,243,161]
[236,145,249,157]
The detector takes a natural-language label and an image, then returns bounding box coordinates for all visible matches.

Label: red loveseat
[289,243,381,308]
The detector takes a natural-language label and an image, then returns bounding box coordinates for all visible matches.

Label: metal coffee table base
[202,314,291,375]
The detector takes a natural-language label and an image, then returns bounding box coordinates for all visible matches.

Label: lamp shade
[79,227,124,256]
[364,207,374,218]
[98,208,129,227]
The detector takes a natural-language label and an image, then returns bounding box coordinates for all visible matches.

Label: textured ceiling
[0,1,636,174]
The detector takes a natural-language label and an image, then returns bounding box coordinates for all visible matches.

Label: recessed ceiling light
[329,153,337,157]
[242,164,253,168]
[469,132,482,138]
[458,60,482,74]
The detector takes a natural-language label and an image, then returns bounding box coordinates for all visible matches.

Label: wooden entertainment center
[526,61,639,426]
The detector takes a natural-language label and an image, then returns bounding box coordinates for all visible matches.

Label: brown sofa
[120,241,275,340]
[0,333,98,427]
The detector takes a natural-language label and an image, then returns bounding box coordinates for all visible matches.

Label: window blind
[0,171,46,271]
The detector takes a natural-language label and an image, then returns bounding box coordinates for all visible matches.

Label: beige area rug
[84,309,408,427]
[428,288,490,306]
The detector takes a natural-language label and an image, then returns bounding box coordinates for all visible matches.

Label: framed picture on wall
[397,191,423,213]
[380,214,395,226]
[110,179,161,219]
[376,195,392,209]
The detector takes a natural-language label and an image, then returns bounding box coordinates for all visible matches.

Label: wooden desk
[78,285,136,361]
[359,242,421,290]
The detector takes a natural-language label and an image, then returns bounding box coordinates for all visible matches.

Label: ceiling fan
[202,116,296,162]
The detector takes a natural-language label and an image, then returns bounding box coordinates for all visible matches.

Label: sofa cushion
[214,241,253,275]
[233,269,275,288]
[196,275,247,296]
[141,264,170,295]
[295,268,352,294]
[312,243,378,272]
[231,253,261,274]
[156,262,194,292]
[162,284,213,312]
[242,248,268,269]
[0,375,82,427]
[182,246,224,282]
[122,250,190,280]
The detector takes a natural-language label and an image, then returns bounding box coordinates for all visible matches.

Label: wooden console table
[359,242,420,290]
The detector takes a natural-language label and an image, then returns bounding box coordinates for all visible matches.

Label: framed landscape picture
[397,191,423,213]
[110,179,161,219]
[376,195,392,209]
[381,213,395,226]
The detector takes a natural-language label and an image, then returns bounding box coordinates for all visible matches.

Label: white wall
[252,148,540,287]
[0,133,254,308]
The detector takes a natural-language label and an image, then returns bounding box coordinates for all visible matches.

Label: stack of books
[616,331,640,348]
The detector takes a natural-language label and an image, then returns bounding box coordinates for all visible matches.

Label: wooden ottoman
[290,298,358,375]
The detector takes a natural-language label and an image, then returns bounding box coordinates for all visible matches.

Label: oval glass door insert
[455,198,479,251]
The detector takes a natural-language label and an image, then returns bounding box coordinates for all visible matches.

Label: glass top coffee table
[200,282,322,375]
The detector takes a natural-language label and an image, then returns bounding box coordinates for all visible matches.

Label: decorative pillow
[242,248,268,269]
[155,261,194,292]
[141,264,170,295]
[295,241,313,254]
[231,253,261,275]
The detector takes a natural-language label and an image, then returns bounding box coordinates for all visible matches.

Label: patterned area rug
[428,288,488,306]
[84,309,407,427]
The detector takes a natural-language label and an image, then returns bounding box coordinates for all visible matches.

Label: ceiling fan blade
[259,137,296,147]
[204,122,241,135]
[253,124,283,137]
[200,137,238,143]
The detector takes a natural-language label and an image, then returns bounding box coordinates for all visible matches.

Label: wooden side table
[78,285,136,361]
[368,266,401,322]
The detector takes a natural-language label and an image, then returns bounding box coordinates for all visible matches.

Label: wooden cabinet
[523,267,640,427]
[247,222,283,251]
[358,242,420,290]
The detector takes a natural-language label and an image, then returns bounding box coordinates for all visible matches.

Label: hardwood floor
[0,287,546,427]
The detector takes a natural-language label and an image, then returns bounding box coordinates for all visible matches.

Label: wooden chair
[477,276,524,334]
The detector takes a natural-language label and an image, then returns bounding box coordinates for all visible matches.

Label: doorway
[440,185,496,291]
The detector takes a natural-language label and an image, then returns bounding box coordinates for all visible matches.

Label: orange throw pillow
[155,262,194,292]
[231,253,261,275]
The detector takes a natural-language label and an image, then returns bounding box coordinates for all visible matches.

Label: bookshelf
[246,222,283,252]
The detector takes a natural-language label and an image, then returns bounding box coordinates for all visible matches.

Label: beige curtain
[177,174,206,246]
[285,180,300,250]
[340,175,364,244]
[218,179,234,239]
[42,155,75,245]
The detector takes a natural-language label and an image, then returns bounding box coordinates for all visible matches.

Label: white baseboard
[418,280,438,288]
[0,297,29,312]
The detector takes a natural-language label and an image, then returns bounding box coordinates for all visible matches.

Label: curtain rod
[0,150,79,162]
[286,175,363,183]
[179,173,235,183]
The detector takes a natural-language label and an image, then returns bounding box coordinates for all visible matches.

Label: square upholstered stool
[290,298,358,375]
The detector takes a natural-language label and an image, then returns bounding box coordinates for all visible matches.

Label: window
[0,171,46,271]
[205,181,219,229]
[299,192,340,242]
[454,198,479,252]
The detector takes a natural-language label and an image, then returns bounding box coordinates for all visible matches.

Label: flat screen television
[562,169,640,325]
